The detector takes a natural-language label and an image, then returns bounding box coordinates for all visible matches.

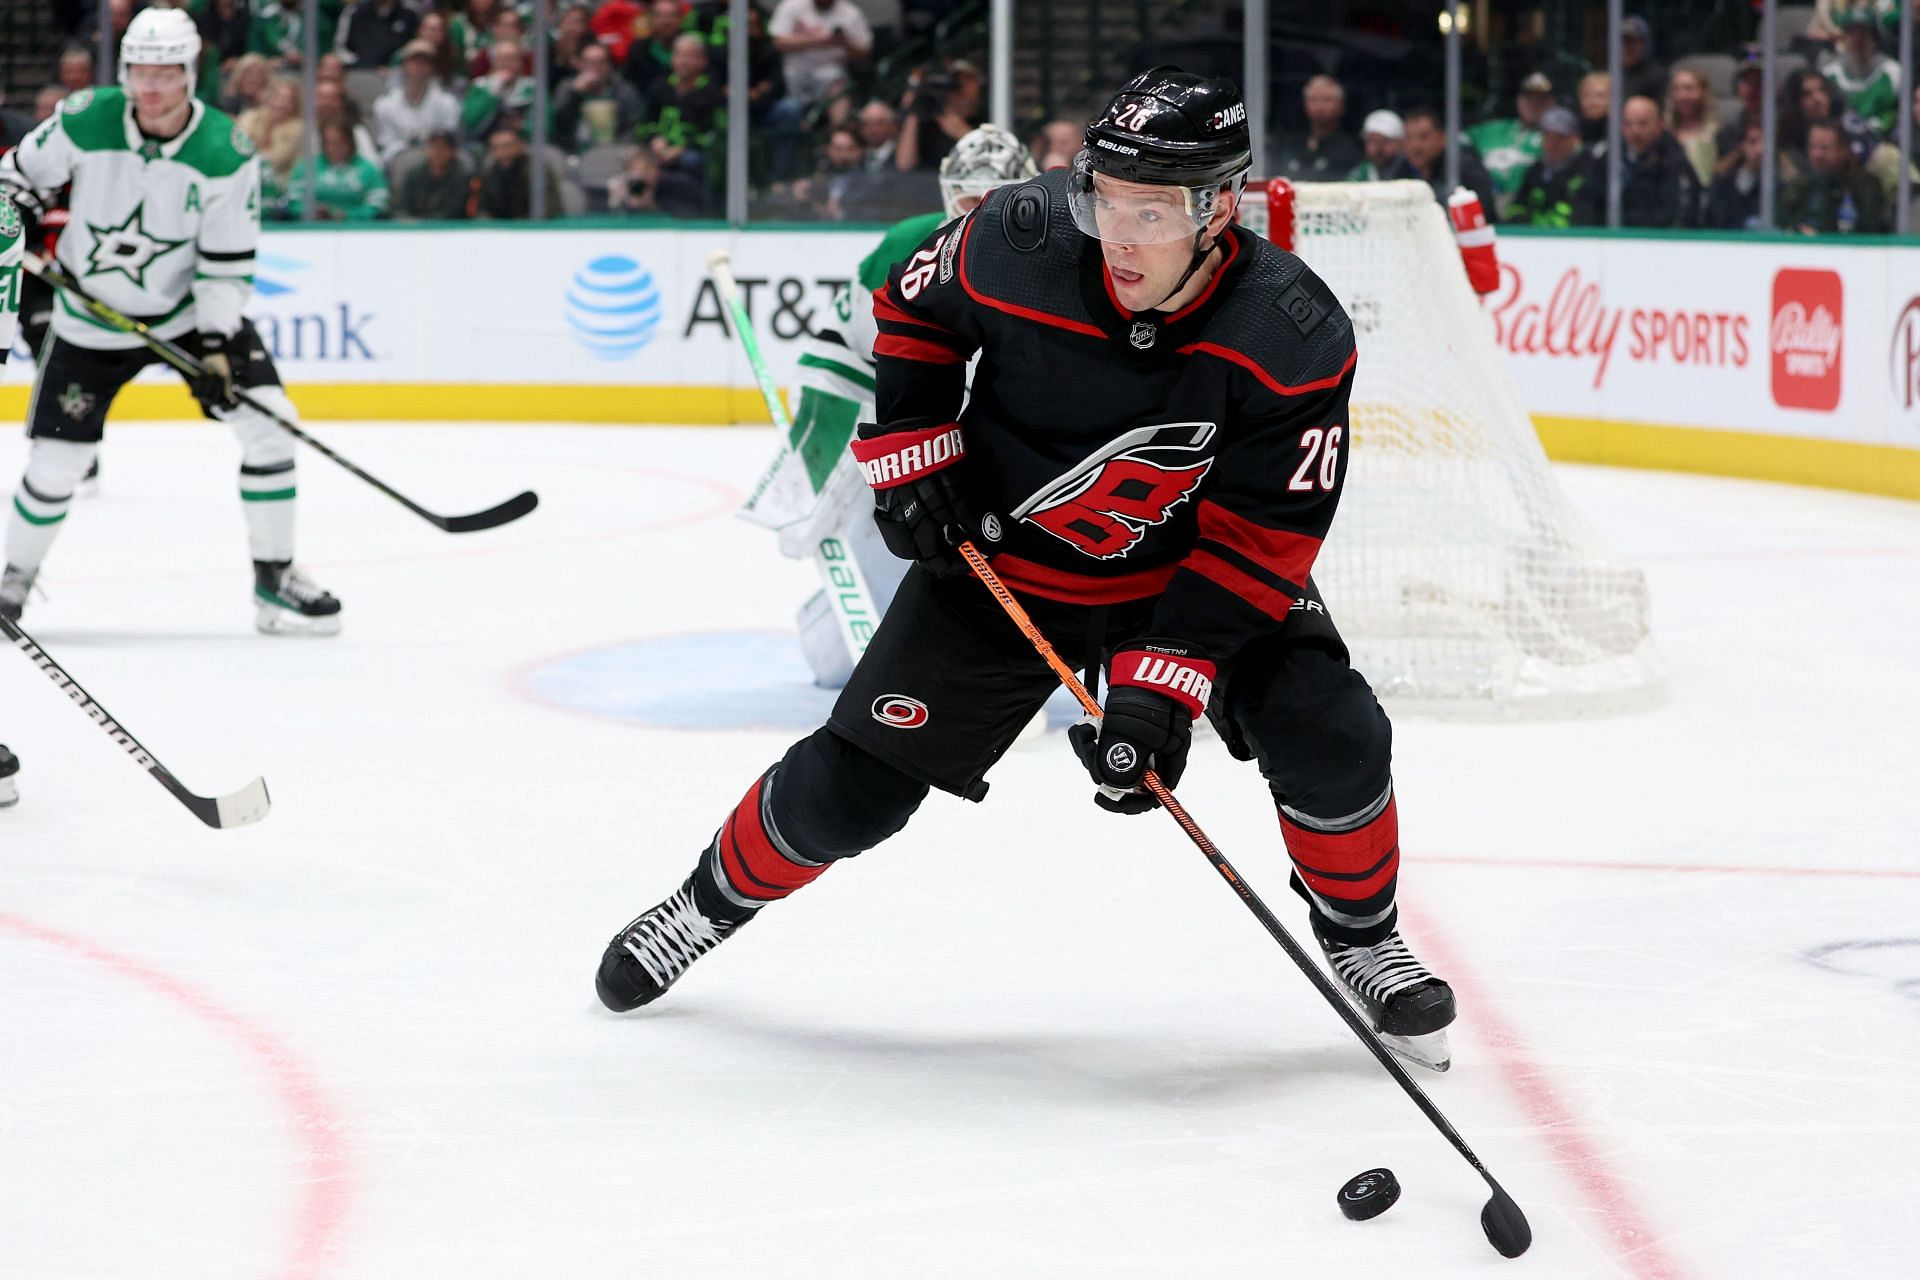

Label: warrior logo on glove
[1013,422,1215,559]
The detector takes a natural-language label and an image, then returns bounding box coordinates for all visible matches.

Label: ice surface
[0,422,1916,1278]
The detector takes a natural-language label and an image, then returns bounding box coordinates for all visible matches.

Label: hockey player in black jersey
[597,67,1458,1070]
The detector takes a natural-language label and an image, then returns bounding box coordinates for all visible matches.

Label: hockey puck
[1337,1168,1401,1221]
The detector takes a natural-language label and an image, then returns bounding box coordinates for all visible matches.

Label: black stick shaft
[22,256,536,534]
[0,615,268,829]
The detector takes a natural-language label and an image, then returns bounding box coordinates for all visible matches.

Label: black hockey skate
[0,564,35,623]
[1313,915,1457,1072]
[253,560,342,636]
[0,744,18,809]
[596,878,749,1012]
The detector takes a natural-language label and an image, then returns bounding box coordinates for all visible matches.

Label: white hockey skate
[1314,918,1456,1072]
[0,744,19,808]
[0,564,35,624]
[253,561,343,636]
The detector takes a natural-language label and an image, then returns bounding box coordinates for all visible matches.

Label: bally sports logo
[1770,269,1843,411]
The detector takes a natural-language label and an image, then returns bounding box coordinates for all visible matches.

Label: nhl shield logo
[1129,321,1157,350]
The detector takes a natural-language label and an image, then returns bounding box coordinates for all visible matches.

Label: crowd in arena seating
[1272,7,1918,235]
[8,2,1914,235]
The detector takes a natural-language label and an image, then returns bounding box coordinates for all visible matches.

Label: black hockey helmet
[1069,66,1252,246]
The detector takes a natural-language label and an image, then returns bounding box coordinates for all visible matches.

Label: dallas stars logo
[58,383,96,422]
[84,203,189,289]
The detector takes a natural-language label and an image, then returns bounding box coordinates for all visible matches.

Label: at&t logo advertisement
[1770,268,1843,411]
[565,255,662,360]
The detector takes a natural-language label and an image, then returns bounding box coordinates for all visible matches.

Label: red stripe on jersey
[717,778,828,900]
[1197,500,1323,587]
[1182,548,1297,622]
[956,214,1107,338]
[991,554,1175,605]
[1178,342,1357,397]
[1279,796,1401,904]
[1162,229,1242,324]
[874,332,968,364]
[872,286,956,334]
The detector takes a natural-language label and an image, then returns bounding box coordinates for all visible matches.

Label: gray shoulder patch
[1002,182,1049,253]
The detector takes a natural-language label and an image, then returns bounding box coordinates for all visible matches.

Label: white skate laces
[1323,930,1434,1007]
[620,887,732,990]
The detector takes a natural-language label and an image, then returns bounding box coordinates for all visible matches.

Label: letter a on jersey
[1012,422,1216,559]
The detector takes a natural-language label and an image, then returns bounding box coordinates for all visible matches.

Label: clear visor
[1067,156,1217,245]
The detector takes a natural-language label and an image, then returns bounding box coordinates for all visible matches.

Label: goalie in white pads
[1,199,20,805]
[743,124,1036,686]
[0,9,342,635]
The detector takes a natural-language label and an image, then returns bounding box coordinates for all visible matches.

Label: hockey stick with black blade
[955,540,1532,1260]
[23,254,538,534]
[0,614,270,829]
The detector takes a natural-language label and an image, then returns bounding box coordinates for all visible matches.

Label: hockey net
[1240,179,1663,714]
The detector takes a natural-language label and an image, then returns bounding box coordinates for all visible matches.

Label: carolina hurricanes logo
[1012,422,1215,559]
[871,695,929,729]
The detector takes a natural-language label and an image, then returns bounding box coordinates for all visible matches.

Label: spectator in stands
[374,40,461,162]
[197,0,254,69]
[1809,0,1900,51]
[769,0,872,107]
[286,118,391,220]
[1576,71,1611,146]
[1467,71,1552,209]
[1619,16,1667,104]
[220,54,274,116]
[1717,54,1765,159]
[1508,106,1600,227]
[789,122,867,218]
[856,100,900,170]
[594,0,645,63]
[248,0,306,65]
[317,52,350,85]
[411,10,463,85]
[1821,14,1901,139]
[623,0,688,101]
[895,60,982,172]
[336,0,421,69]
[462,39,535,139]
[1270,75,1361,183]
[393,128,473,219]
[1665,68,1719,186]
[721,5,792,127]
[1780,118,1890,233]
[315,76,381,160]
[240,75,306,204]
[604,147,663,212]
[1616,94,1700,227]
[1401,104,1499,213]
[58,48,96,95]
[1350,109,1417,181]
[1031,118,1081,170]
[454,0,501,74]
[476,123,562,218]
[0,93,35,152]
[551,4,596,76]
[469,9,529,77]
[637,34,725,213]
[1705,122,1768,230]
[553,42,644,151]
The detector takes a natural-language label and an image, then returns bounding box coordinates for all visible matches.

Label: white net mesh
[1241,180,1664,714]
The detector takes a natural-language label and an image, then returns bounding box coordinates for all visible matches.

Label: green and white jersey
[1823,54,1902,138]
[0,200,22,360]
[1466,118,1542,199]
[0,87,260,351]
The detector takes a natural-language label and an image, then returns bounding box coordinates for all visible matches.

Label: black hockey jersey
[870,166,1358,660]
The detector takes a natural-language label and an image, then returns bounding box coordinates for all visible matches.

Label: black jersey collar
[1079,222,1253,340]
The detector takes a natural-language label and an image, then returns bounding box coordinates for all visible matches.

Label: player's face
[127,63,190,116]
[1094,177,1228,311]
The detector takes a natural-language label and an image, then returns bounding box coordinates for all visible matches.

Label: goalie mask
[119,7,204,98]
[939,124,1037,220]
[1068,66,1251,247]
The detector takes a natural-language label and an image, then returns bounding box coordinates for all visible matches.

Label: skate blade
[1382,1028,1450,1073]
[255,605,343,637]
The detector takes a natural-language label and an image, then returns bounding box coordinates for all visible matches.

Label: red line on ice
[1404,905,1692,1280]
[0,912,351,1280]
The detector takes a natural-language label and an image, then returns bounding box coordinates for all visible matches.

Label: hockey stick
[0,614,270,829]
[23,254,538,534]
[706,249,882,661]
[956,540,1532,1260]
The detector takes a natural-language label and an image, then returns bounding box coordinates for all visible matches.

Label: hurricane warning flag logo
[565,255,662,360]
